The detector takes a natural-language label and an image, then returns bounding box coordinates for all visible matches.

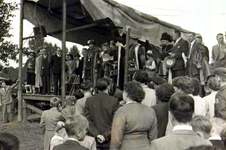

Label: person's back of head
[74,89,84,99]
[80,80,92,92]
[133,70,149,84]
[65,115,89,141]
[191,115,212,139]
[169,93,194,124]
[124,81,145,103]
[156,83,175,102]
[96,78,110,92]
[211,117,226,136]
[50,97,61,108]
[65,96,76,106]
[0,132,19,150]
[214,68,226,83]
[172,76,194,94]
[192,78,201,96]
[207,77,221,91]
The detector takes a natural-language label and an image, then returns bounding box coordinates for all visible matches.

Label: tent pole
[18,0,24,122]
[61,0,66,102]
[124,26,130,85]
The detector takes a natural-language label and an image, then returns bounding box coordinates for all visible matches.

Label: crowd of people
[0,30,226,150]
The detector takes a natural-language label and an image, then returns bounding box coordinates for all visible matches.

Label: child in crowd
[40,97,62,150]
[0,80,19,123]
[61,96,78,120]
[209,118,226,150]
[191,115,212,139]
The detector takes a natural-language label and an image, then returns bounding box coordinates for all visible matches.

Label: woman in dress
[110,81,157,150]
[25,52,36,94]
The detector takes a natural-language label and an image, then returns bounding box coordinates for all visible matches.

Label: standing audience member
[214,67,226,120]
[84,78,119,150]
[40,97,62,150]
[110,81,157,150]
[170,29,189,78]
[76,81,92,116]
[50,121,67,150]
[50,48,62,95]
[191,78,208,116]
[0,132,19,150]
[150,93,212,150]
[24,51,36,94]
[53,115,89,150]
[0,80,18,123]
[191,115,212,139]
[152,83,175,138]
[211,33,226,68]
[204,77,221,119]
[134,70,157,107]
[61,96,77,121]
[40,48,51,95]
[209,118,226,150]
[35,49,43,94]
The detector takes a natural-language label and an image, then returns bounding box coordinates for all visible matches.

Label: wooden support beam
[27,114,41,120]
[26,104,43,114]
[22,99,27,121]
[22,93,60,101]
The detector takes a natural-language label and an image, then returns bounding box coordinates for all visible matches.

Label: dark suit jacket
[150,130,212,150]
[210,139,226,150]
[152,103,169,138]
[84,92,119,141]
[50,55,62,74]
[53,140,88,150]
[171,38,189,71]
[40,55,51,75]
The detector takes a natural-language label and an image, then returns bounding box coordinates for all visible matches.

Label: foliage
[0,0,18,65]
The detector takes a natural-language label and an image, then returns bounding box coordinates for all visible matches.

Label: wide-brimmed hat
[160,32,173,42]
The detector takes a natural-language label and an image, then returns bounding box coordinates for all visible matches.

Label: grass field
[0,119,43,150]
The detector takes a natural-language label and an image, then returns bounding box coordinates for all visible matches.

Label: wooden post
[124,26,130,84]
[18,0,24,122]
[61,0,66,103]
[22,99,27,121]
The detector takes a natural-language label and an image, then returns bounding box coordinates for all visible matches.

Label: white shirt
[190,94,208,116]
[188,40,196,59]
[174,37,182,46]
[141,84,157,107]
[173,125,193,131]
[209,135,222,140]
[203,91,218,119]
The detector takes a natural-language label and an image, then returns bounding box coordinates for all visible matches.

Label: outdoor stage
[22,93,61,121]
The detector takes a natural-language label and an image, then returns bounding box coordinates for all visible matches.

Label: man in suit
[186,32,210,85]
[53,115,89,150]
[212,33,226,68]
[84,78,119,150]
[150,93,212,150]
[40,48,51,95]
[50,48,62,95]
[170,29,189,78]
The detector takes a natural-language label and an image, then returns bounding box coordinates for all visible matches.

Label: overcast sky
[6,0,226,66]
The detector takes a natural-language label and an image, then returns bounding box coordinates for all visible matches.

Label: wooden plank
[26,104,43,114]
[22,93,60,101]
[22,99,27,121]
[27,114,41,120]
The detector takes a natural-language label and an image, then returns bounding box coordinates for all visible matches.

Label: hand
[97,135,105,143]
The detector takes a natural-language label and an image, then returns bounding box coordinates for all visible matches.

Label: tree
[0,0,18,65]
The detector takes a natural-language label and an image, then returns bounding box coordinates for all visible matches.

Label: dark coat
[84,92,119,145]
[152,103,169,138]
[40,55,51,75]
[53,140,88,150]
[50,55,62,74]
[171,38,189,71]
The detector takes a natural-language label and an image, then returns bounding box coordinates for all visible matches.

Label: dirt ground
[0,116,44,150]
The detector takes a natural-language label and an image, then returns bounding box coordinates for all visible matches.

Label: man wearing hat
[157,32,173,80]
[169,30,189,78]
[50,48,62,95]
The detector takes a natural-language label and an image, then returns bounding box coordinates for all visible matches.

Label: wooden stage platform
[22,93,61,121]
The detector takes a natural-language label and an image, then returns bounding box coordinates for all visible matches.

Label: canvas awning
[24,0,192,46]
